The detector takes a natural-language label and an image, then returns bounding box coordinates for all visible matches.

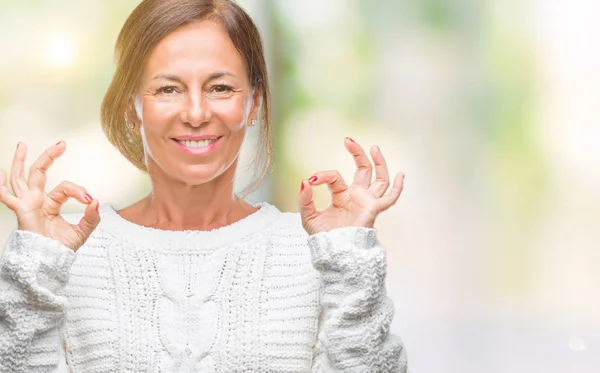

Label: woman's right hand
[0,141,100,251]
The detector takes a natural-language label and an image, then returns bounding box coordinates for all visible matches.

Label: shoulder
[260,205,310,251]
[264,205,305,235]
[274,210,304,231]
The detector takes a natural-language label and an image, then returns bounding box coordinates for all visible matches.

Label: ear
[248,89,262,125]
[124,97,142,130]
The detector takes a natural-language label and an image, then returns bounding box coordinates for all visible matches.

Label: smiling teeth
[179,139,217,149]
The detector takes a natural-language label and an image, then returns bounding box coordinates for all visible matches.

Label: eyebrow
[152,72,235,83]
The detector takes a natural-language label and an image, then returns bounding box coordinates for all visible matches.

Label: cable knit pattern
[0,203,408,372]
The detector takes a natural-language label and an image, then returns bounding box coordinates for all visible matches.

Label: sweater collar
[97,202,280,251]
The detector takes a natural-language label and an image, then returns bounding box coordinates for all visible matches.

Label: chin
[173,163,229,186]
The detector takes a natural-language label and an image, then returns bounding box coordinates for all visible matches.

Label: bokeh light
[44,34,77,68]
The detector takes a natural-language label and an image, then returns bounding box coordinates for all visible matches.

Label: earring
[124,113,134,130]
[250,119,257,127]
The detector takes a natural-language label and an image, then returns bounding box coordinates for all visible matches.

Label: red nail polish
[301,181,305,191]
[309,176,318,183]
[346,137,355,143]
[84,194,93,203]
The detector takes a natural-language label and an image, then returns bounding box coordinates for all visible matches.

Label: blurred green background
[1,0,599,372]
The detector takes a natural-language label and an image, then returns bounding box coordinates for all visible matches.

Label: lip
[173,135,222,141]
[172,137,222,156]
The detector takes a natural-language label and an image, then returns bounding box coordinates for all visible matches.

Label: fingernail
[16,142,19,149]
[346,137,355,143]
[300,181,305,191]
[96,203,99,213]
[308,176,318,183]
[84,193,93,203]
[55,141,62,146]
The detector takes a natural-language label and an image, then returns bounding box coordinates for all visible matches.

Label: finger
[345,137,373,188]
[47,181,94,213]
[10,142,28,197]
[28,141,66,192]
[376,172,405,212]
[368,145,390,198]
[73,199,101,242]
[307,170,348,206]
[298,179,319,224]
[0,170,18,210]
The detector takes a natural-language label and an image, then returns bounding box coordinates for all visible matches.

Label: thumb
[298,180,318,229]
[76,199,101,241]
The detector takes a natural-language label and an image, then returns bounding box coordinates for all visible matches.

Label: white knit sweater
[0,202,408,372]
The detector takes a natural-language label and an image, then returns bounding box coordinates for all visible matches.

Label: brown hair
[100,0,272,196]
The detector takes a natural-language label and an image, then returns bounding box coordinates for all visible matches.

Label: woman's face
[133,20,260,186]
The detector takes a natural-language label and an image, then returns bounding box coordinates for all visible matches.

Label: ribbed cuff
[307,227,378,272]
[3,230,76,288]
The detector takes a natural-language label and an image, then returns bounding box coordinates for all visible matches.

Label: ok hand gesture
[0,142,100,251]
[298,138,404,236]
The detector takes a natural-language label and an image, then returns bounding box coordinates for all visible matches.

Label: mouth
[174,138,220,149]
[172,136,223,155]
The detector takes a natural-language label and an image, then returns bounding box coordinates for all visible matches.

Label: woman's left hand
[298,137,404,236]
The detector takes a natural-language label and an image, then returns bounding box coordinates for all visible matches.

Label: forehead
[144,20,246,77]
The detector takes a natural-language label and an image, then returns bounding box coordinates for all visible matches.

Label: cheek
[210,97,248,129]
[138,100,179,152]
[142,99,182,125]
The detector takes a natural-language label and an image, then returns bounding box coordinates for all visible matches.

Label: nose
[180,90,211,127]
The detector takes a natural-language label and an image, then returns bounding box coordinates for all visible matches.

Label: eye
[157,85,178,95]
[212,84,234,93]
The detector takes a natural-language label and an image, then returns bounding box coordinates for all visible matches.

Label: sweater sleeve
[0,230,74,373]
[308,227,409,373]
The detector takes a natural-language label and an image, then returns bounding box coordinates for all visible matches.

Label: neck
[133,161,256,231]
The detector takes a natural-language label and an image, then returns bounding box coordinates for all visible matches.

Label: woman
[0,0,408,372]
